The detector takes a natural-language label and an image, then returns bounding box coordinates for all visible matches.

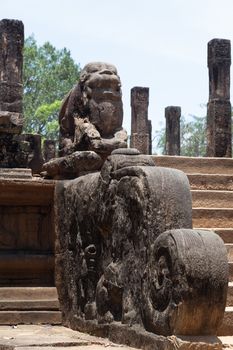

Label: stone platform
[0,325,228,350]
[0,325,136,350]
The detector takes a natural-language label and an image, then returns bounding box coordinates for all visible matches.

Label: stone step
[192,190,233,208]
[0,299,59,310]
[226,244,233,261]
[0,310,62,325]
[227,282,233,306]
[0,178,54,205]
[192,208,233,228]
[0,287,58,300]
[152,155,233,174]
[0,254,54,286]
[229,263,233,282]
[0,168,32,179]
[188,173,233,191]
[218,307,233,336]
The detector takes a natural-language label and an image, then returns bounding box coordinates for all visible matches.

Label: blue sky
[1,0,233,151]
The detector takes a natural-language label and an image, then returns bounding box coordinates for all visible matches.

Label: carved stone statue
[55,148,228,343]
[59,62,127,158]
[43,62,127,179]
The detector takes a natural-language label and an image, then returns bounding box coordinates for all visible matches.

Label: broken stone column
[130,86,152,154]
[165,106,181,155]
[43,140,56,162]
[0,19,26,168]
[207,39,232,157]
[0,19,24,113]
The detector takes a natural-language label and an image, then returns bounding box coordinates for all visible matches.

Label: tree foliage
[154,115,206,156]
[23,35,81,139]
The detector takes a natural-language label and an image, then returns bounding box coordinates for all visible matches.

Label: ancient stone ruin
[59,62,127,158]
[165,106,181,155]
[207,38,232,157]
[42,62,127,179]
[0,18,231,350]
[52,62,228,347]
[130,87,152,155]
[0,19,55,292]
[0,19,44,172]
[43,139,56,162]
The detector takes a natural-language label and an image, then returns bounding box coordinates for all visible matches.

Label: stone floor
[0,325,137,349]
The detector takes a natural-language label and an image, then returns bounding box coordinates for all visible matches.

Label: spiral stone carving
[142,229,228,335]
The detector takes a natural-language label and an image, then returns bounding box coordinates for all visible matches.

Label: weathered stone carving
[165,106,181,155]
[43,151,102,179]
[43,140,56,162]
[19,134,44,174]
[207,39,232,157]
[130,87,152,155]
[0,19,24,114]
[43,62,127,179]
[55,149,228,339]
[59,62,127,158]
[0,19,44,172]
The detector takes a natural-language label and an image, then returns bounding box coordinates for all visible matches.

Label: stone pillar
[0,19,25,168]
[206,38,231,157]
[0,19,24,113]
[43,140,56,162]
[130,86,152,154]
[165,106,181,155]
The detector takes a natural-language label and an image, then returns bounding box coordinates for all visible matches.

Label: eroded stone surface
[165,106,181,155]
[130,87,152,155]
[0,112,23,134]
[55,153,228,339]
[0,19,24,114]
[42,151,102,179]
[43,140,56,163]
[207,39,232,157]
[59,62,127,159]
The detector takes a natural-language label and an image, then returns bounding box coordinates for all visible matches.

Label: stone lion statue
[59,62,128,159]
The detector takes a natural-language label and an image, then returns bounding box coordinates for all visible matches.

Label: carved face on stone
[80,62,123,137]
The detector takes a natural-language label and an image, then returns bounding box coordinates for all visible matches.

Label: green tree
[180,115,206,156]
[154,115,206,156]
[23,35,81,140]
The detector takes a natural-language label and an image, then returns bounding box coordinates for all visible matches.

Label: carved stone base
[67,317,222,350]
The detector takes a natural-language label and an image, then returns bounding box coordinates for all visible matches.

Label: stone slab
[0,311,61,325]
[0,287,58,300]
[0,324,224,350]
[188,174,233,191]
[0,325,136,349]
[0,300,59,310]
[0,168,32,179]
[192,190,233,208]
[152,155,233,175]
[227,282,233,306]
[0,177,54,205]
[192,208,233,228]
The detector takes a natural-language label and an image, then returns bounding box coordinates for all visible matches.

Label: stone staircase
[1,156,233,335]
[153,155,233,336]
[0,287,61,325]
